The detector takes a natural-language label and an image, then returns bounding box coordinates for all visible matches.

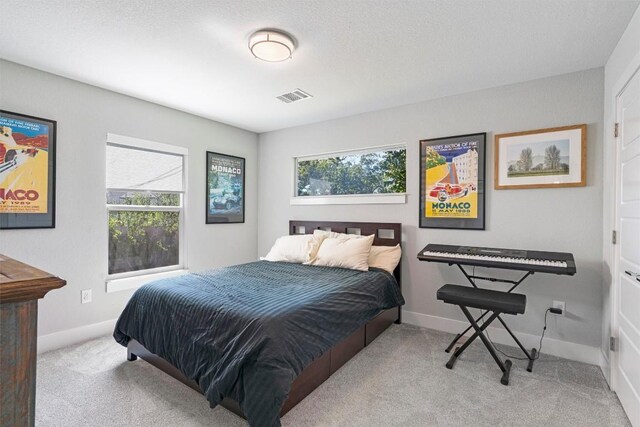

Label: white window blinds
[106,144,184,192]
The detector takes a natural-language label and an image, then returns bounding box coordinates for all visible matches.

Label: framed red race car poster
[419,133,485,230]
[0,110,57,229]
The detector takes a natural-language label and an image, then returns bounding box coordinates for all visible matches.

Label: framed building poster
[206,151,245,224]
[419,133,486,230]
[0,110,57,229]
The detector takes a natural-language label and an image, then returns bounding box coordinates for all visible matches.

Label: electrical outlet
[81,289,92,304]
[552,300,565,316]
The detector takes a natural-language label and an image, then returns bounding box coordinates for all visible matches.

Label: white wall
[0,59,611,361]
[258,69,605,358]
[0,60,259,348]
[601,5,640,383]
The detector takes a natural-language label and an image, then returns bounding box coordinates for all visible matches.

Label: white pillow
[262,234,325,263]
[313,229,364,240]
[307,234,375,271]
[308,233,327,260]
[368,244,401,273]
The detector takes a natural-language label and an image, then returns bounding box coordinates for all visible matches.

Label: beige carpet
[35,324,630,426]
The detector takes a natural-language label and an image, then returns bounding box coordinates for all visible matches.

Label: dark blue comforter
[113,261,404,427]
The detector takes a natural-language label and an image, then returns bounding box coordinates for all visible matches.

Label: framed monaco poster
[206,151,245,224]
[0,110,57,229]
[419,133,486,230]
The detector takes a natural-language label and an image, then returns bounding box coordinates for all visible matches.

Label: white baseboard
[600,348,611,386]
[37,311,602,366]
[38,318,118,354]
[402,309,601,365]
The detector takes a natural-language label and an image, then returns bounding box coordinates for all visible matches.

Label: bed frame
[126,220,402,419]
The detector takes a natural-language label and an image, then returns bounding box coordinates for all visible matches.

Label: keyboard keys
[421,250,568,268]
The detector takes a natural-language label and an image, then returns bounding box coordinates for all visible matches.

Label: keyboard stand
[444,264,538,372]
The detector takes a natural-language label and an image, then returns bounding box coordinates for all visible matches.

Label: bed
[114,220,403,426]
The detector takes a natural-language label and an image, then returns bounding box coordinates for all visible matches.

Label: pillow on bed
[313,229,364,240]
[262,234,325,263]
[307,234,375,271]
[368,244,401,273]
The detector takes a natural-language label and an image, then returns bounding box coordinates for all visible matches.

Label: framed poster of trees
[494,124,587,190]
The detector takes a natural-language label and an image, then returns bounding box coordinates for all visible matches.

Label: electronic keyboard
[418,244,576,275]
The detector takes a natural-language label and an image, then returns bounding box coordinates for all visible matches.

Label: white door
[613,66,640,427]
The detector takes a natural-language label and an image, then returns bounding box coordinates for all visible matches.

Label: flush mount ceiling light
[248,29,295,62]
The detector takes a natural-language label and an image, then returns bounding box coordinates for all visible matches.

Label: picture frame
[419,132,486,230]
[494,124,586,190]
[0,110,57,229]
[206,151,245,224]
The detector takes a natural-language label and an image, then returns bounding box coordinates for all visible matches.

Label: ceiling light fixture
[248,29,295,62]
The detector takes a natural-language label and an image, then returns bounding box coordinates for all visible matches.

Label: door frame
[608,63,640,391]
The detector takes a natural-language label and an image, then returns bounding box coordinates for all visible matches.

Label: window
[293,145,406,205]
[106,134,187,281]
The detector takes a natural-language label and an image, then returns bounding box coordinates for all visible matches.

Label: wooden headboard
[288,220,402,288]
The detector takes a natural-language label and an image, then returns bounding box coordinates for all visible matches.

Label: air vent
[277,89,313,104]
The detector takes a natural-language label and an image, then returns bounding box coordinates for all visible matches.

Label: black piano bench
[437,284,526,385]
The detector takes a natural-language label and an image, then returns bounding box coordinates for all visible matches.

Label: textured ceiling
[0,0,638,133]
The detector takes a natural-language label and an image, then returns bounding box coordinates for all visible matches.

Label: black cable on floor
[470,266,550,362]
[482,308,551,361]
